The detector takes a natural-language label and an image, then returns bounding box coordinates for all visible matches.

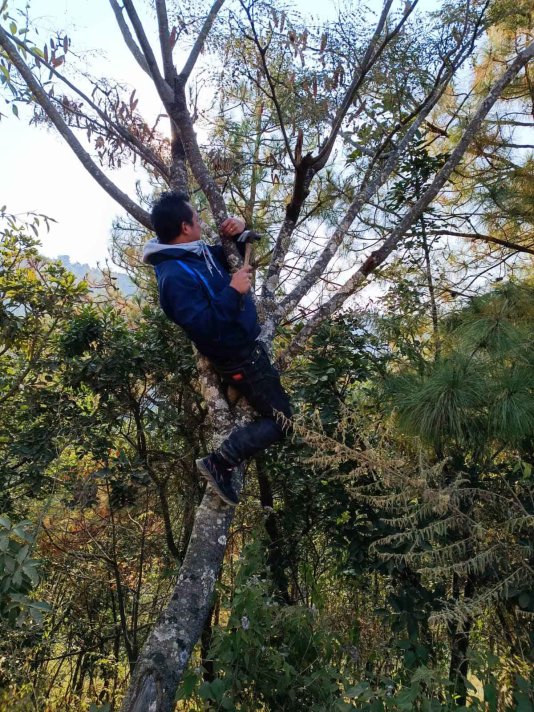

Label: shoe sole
[195,458,238,507]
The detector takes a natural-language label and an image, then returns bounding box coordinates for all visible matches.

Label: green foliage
[387,282,534,450]
[0,213,90,507]
[0,515,50,626]
[179,535,349,711]
[1,221,533,709]
[0,216,206,706]
[279,285,534,709]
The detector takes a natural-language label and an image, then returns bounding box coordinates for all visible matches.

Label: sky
[0,0,434,267]
[0,0,343,266]
[1,0,173,265]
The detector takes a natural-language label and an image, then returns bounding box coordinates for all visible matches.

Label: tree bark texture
[120,357,243,712]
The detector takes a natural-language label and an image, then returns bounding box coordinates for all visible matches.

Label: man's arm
[161,263,252,337]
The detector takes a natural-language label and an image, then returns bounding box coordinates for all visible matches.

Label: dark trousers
[211,342,292,465]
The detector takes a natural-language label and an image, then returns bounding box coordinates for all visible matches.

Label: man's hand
[220,217,246,238]
[230,266,253,294]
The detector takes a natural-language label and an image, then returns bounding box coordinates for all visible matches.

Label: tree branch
[155,0,176,83]
[278,41,534,367]
[152,0,189,193]
[122,0,174,106]
[169,124,189,193]
[119,356,243,712]
[179,0,226,82]
[9,33,169,180]
[430,229,534,256]
[260,0,459,309]
[276,30,483,320]
[108,0,150,75]
[314,0,415,170]
[0,25,151,229]
[172,84,226,221]
[242,1,296,167]
[171,82,245,268]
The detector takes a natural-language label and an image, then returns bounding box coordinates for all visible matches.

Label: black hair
[150,191,194,243]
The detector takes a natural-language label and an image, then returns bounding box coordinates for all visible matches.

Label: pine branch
[430,567,529,625]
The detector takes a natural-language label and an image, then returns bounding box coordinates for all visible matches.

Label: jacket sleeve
[159,267,241,337]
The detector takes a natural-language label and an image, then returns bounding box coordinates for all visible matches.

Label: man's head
[151,191,202,244]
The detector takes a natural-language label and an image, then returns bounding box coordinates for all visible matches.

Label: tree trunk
[120,491,235,711]
[256,456,293,604]
[120,357,243,712]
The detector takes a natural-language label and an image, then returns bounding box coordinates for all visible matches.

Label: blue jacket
[143,241,260,362]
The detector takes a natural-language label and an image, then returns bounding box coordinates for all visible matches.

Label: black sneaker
[196,455,239,507]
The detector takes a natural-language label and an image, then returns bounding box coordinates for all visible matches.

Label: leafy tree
[293,280,534,708]
[0,0,533,708]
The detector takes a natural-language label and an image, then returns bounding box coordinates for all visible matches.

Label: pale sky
[0,0,340,265]
[0,0,427,266]
[2,0,183,265]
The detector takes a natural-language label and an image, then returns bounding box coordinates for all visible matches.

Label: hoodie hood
[142,238,187,264]
[142,238,223,276]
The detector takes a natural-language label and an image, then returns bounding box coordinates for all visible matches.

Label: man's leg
[196,343,292,505]
[213,343,292,466]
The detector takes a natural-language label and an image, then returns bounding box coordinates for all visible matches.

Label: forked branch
[122,0,174,106]
[108,0,150,75]
[179,0,226,82]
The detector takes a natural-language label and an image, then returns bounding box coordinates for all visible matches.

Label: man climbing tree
[143,191,292,506]
[1,0,532,709]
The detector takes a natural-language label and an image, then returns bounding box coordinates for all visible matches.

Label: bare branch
[155,0,176,83]
[430,230,534,256]
[179,0,226,82]
[170,83,248,270]
[0,25,151,229]
[169,124,188,193]
[122,0,174,106]
[108,0,150,75]
[278,41,534,367]
[153,0,190,193]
